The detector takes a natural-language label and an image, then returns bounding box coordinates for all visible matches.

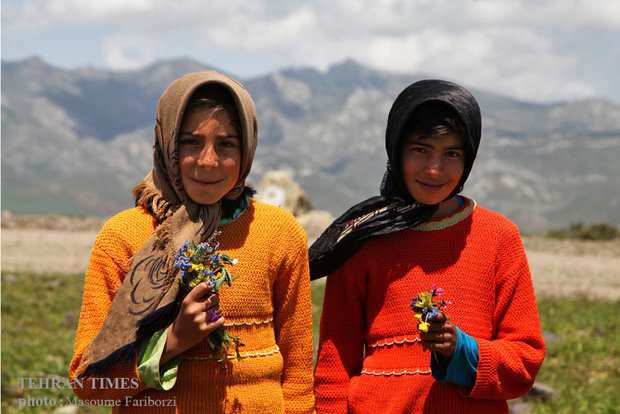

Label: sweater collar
[413,197,476,231]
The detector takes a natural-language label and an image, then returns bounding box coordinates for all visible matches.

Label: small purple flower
[209,308,221,322]
[430,284,443,296]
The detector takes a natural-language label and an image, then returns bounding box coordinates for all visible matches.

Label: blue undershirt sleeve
[431,326,479,387]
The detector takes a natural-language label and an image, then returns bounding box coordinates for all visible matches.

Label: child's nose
[197,145,218,169]
[425,155,443,175]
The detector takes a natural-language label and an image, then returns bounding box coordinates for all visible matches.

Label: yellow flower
[418,322,430,332]
[414,313,423,320]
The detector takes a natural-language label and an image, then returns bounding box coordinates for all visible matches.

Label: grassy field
[532,296,620,413]
[2,272,619,413]
[1,272,108,413]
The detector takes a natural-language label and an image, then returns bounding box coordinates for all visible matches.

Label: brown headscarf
[76,71,258,377]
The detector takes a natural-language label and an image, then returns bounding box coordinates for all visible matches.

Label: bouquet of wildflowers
[173,236,244,363]
[409,284,449,332]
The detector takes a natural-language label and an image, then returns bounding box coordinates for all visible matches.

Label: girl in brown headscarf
[70,71,315,413]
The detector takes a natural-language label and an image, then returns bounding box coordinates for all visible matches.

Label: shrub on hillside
[546,221,618,240]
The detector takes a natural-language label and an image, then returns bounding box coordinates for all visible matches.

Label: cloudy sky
[3,0,620,104]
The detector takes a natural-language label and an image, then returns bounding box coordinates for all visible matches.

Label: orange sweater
[314,199,545,413]
[70,200,315,413]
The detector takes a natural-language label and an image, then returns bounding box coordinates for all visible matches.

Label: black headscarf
[308,79,482,280]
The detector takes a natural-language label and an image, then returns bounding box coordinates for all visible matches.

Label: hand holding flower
[418,311,457,358]
[162,282,226,364]
[410,284,454,359]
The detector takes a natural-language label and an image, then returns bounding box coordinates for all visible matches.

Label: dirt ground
[2,214,620,300]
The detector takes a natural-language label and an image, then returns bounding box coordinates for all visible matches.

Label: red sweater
[314,199,545,414]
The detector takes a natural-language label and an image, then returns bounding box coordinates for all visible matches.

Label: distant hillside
[2,57,620,231]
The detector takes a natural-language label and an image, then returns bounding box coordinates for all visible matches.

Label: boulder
[255,170,313,217]
[296,210,335,245]
[255,170,335,244]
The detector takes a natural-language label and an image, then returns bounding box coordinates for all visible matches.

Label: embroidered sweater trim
[368,336,422,348]
[361,368,432,376]
[414,198,476,231]
[223,317,274,327]
[182,345,280,360]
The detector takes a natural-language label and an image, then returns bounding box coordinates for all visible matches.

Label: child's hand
[162,282,226,363]
[419,312,457,357]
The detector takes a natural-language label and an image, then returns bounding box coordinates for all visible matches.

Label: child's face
[178,108,241,205]
[400,131,465,206]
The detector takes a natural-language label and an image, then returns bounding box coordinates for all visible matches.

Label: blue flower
[426,307,440,320]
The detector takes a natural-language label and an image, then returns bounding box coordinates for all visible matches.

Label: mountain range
[2,57,620,232]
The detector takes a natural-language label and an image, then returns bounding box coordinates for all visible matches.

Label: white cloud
[203,7,318,50]
[101,34,157,70]
[4,0,155,29]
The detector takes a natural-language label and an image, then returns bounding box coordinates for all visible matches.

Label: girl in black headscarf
[312,80,545,414]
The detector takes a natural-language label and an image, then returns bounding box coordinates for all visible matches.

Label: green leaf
[214,274,226,291]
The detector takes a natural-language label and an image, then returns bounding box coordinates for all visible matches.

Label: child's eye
[445,151,463,158]
[179,137,199,146]
[219,139,240,149]
[408,146,427,153]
